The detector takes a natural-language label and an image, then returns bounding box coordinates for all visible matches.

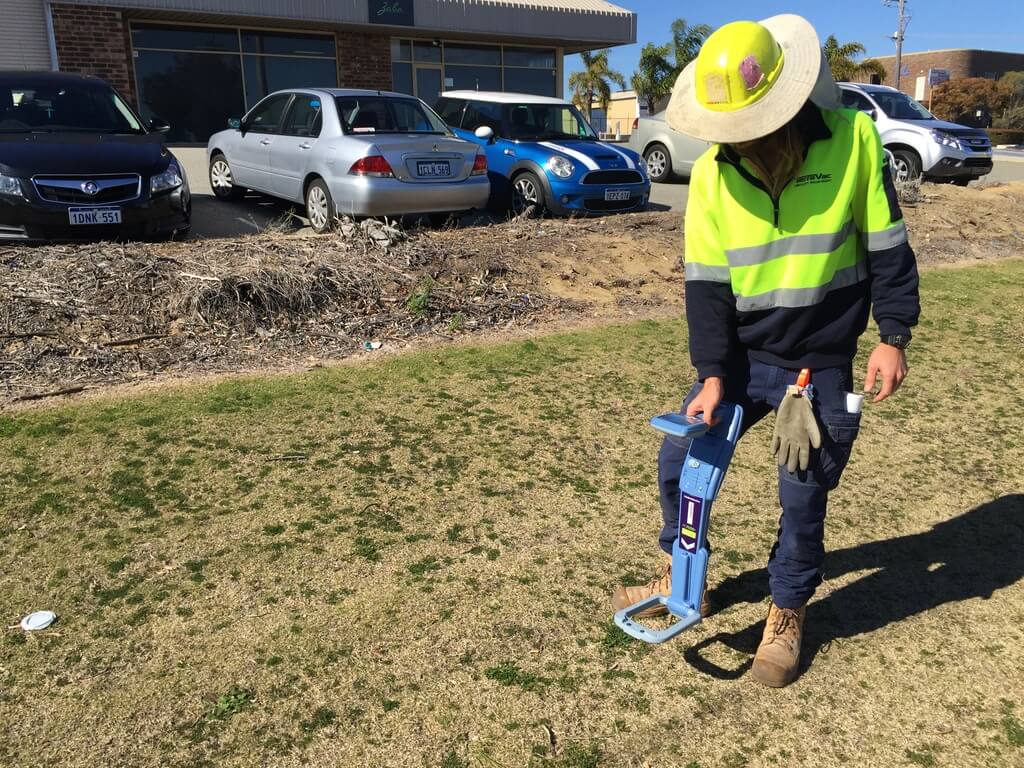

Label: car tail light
[632,117,639,130]
[349,155,394,178]
[471,153,487,176]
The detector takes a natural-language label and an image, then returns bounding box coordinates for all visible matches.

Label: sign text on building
[368,0,414,26]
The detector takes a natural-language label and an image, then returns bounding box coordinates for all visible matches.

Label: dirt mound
[2,183,1021,401]
[0,220,556,401]
[903,182,1024,263]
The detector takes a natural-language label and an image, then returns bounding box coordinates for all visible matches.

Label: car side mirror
[474,125,495,144]
[149,117,171,133]
[868,109,878,122]
[228,117,242,131]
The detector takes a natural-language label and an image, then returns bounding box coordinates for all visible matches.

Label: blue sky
[565,0,1024,93]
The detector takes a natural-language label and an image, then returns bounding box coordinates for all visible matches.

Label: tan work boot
[610,558,713,619]
[751,602,806,688]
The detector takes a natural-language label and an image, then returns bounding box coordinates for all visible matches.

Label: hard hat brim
[666,14,841,144]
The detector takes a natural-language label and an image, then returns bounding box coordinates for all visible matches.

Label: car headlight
[0,173,24,198]
[151,162,183,194]
[931,130,963,151]
[547,155,575,179]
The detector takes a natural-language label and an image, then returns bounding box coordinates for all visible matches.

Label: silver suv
[838,83,992,185]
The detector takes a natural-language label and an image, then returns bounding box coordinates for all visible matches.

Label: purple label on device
[679,493,703,552]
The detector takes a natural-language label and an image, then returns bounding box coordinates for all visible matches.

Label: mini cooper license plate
[417,161,451,177]
[69,207,122,225]
[604,189,630,202]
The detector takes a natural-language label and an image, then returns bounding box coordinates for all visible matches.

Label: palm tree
[568,50,626,123]
[823,35,887,83]
[631,42,674,114]
[669,18,713,77]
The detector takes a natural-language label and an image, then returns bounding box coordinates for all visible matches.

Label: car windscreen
[870,91,933,120]
[334,96,449,135]
[0,82,145,134]
[503,103,597,141]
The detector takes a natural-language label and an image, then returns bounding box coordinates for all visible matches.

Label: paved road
[174,146,1024,239]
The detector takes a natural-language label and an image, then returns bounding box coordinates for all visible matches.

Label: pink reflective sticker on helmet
[739,55,765,91]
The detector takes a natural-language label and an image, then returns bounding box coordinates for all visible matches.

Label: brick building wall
[336,30,392,91]
[49,6,394,108]
[864,49,1024,95]
[51,3,135,105]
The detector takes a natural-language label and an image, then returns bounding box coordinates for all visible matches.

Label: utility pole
[884,0,910,90]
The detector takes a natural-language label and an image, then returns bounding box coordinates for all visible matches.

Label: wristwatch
[881,333,911,349]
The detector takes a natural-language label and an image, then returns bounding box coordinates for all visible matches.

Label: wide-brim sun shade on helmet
[666,14,840,145]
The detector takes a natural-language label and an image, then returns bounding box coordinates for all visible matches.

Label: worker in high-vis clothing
[611,14,920,687]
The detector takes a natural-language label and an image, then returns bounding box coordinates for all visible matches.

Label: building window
[131,24,337,142]
[242,56,337,109]
[390,39,557,102]
[132,49,244,143]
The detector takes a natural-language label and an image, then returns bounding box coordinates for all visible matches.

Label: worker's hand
[686,377,724,426]
[863,343,908,403]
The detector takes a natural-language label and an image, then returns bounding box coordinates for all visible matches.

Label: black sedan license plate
[417,161,451,177]
[69,207,121,225]
[604,189,630,202]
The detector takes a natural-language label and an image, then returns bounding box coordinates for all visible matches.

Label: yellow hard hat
[665,14,839,144]
[695,21,786,112]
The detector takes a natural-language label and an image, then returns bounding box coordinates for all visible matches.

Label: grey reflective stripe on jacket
[733,260,870,312]
[862,221,908,251]
[684,262,731,282]
[725,220,858,267]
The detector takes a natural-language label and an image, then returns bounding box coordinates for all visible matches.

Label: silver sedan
[628,111,711,183]
[207,89,490,232]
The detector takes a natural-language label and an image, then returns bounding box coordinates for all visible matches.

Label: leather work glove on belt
[772,384,822,473]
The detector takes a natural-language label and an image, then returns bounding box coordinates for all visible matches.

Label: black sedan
[0,71,190,242]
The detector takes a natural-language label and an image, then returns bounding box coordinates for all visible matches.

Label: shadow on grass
[684,493,1024,680]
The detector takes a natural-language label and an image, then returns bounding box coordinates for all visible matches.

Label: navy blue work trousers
[657,357,862,609]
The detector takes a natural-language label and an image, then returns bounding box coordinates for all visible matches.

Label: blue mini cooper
[434,91,650,216]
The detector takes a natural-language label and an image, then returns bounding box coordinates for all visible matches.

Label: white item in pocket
[845,392,864,414]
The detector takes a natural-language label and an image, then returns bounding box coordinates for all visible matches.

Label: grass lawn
[1,260,1023,768]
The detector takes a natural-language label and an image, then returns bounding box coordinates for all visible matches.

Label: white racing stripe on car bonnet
[600,142,636,169]
[538,141,599,171]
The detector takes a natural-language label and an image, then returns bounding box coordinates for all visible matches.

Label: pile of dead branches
[0,220,554,401]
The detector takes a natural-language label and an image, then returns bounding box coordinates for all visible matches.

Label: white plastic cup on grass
[20,611,57,631]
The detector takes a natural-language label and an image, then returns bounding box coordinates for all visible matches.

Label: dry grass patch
[1,261,1022,768]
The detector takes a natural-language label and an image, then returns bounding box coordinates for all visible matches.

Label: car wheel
[209,154,245,201]
[511,171,545,216]
[644,143,672,183]
[305,179,336,234]
[889,149,922,183]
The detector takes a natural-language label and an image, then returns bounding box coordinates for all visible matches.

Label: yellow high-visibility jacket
[683,104,920,380]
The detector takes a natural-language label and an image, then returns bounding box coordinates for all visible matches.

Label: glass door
[414,65,443,105]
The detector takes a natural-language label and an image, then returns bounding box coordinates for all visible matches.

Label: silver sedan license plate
[417,161,451,177]
[69,207,122,225]
[604,189,630,202]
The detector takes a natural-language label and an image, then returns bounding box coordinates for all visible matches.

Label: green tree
[630,42,674,114]
[628,18,711,117]
[568,49,626,123]
[669,18,713,77]
[822,35,887,82]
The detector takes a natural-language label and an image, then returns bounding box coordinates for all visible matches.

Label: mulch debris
[0,216,567,402]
